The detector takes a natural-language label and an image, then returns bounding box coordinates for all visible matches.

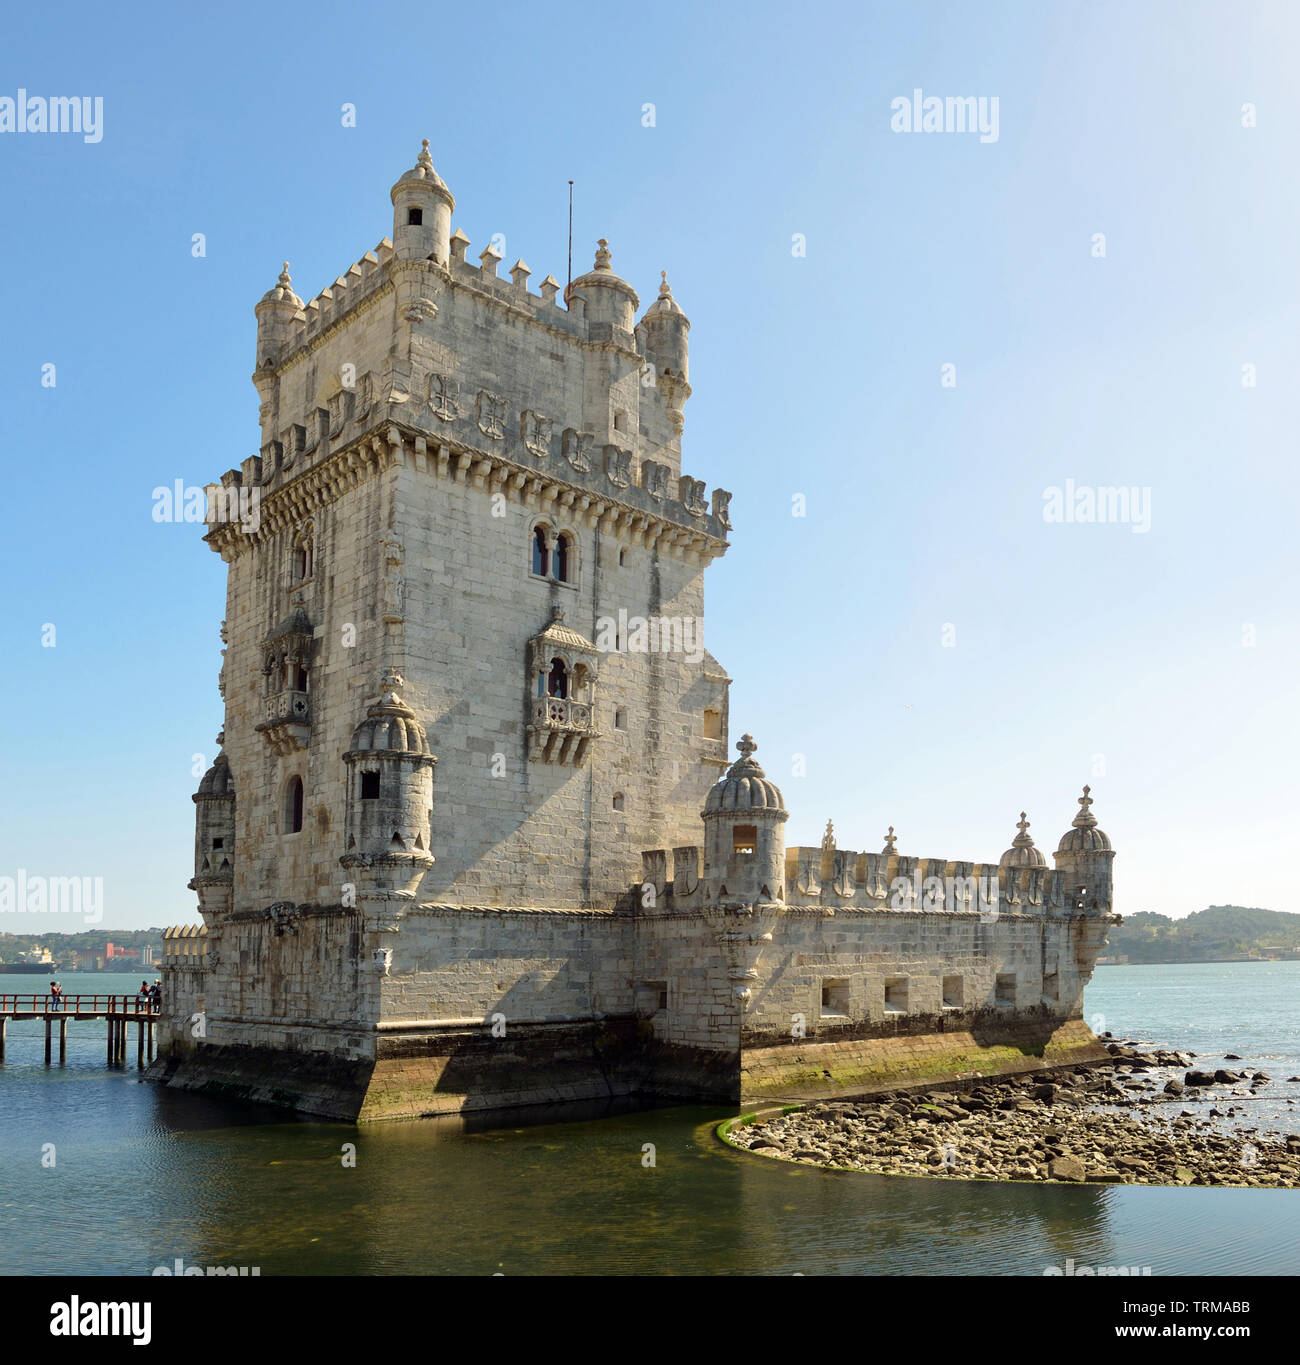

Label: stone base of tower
[147,1044,376,1121]
[737,1014,1110,1105]
[148,1022,741,1122]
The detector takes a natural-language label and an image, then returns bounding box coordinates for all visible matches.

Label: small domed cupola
[1056,785,1112,854]
[258,261,302,311]
[703,734,787,816]
[347,674,434,758]
[1000,812,1047,868]
[701,734,789,906]
[568,239,639,330]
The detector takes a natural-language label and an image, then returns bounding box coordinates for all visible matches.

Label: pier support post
[106,1016,113,1064]
[45,1016,52,1065]
[59,1016,68,1065]
[1,1016,6,1062]
[137,1018,144,1067]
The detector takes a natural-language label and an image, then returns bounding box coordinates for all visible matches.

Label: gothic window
[612,792,625,811]
[296,664,309,692]
[407,207,423,226]
[285,776,304,834]
[614,707,627,731]
[360,771,380,800]
[618,548,626,567]
[554,533,571,583]
[532,526,549,577]
[547,657,568,699]
[733,824,757,855]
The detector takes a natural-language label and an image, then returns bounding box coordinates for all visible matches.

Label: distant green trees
[1108,906,1300,962]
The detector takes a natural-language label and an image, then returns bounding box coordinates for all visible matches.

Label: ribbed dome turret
[704,735,787,815]
[1000,812,1046,868]
[347,671,431,756]
[391,138,453,206]
[195,750,235,799]
[258,262,302,310]
[1057,785,1112,853]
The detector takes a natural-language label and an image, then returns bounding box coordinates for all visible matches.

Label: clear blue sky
[1,0,1297,931]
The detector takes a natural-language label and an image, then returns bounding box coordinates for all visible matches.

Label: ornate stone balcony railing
[528,696,595,766]
[256,689,311,756]
[264,689,310,724]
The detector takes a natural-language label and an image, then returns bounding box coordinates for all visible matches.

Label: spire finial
[883,826,897,853]
[417,138,433,170]
[822,819,835,847]
[380,666,405,696]
[594,238,612,271]
[736,733,757,758]
[659,270,671,297]
[550,604,565,623]
[1013,812,1035,847]
[1072,784,1098,828]
[278,262,292,287]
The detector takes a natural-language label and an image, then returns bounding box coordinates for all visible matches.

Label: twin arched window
[531,525,574,584]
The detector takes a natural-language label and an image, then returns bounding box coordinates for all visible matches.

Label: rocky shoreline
[724,1042,1300,1186]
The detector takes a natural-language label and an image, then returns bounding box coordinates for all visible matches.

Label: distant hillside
[1105,905,1300,963]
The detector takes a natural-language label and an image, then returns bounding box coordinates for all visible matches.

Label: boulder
[1185,1070,1218,1087]
[1049,1155,1087,1182]
[1163,1079,1185,1096]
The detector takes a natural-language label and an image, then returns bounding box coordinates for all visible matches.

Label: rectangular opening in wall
[884,976,909,1014]
[820,978,849,1017]
[635,980,668,1016]
[733,824,757,855]
[703,708,722,740]
[942,975,963,1009]
[360,771,380,800]
[995,972,1016,1007]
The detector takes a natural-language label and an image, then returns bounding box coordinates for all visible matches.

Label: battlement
[160,923,208,965]
[287,238,394,348]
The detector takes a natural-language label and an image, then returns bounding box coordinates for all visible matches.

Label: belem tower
[153,140,1120,1120]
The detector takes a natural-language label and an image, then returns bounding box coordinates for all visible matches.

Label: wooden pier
[0,995,157,1067]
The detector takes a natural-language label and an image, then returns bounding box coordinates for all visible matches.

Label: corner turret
[1053,785,1115,913]
[701,734,788,906]
[390,138,455,266]
[340,669,437,903]
[639,271,692,433]
[253,262,302,372]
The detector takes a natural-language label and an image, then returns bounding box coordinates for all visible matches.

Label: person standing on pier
[48,981,62,1012]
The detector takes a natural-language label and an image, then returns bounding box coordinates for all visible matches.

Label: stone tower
[155,138,1119,1122]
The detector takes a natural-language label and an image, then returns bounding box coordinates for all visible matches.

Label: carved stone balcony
[256,688,311,756]
[528,695,595,766]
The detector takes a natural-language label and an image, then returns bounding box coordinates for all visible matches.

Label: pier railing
[0,995,159,1015]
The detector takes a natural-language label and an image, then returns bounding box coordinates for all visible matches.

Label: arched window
[612,792,625,812]
[293,527,313,583]
[547,657,568,699]
[554,533,571,583]
[285,776,304,834]
[532,526,549,577]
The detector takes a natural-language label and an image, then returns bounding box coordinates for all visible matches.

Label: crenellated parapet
[236,140,722,565]
[641,783,1117,924]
